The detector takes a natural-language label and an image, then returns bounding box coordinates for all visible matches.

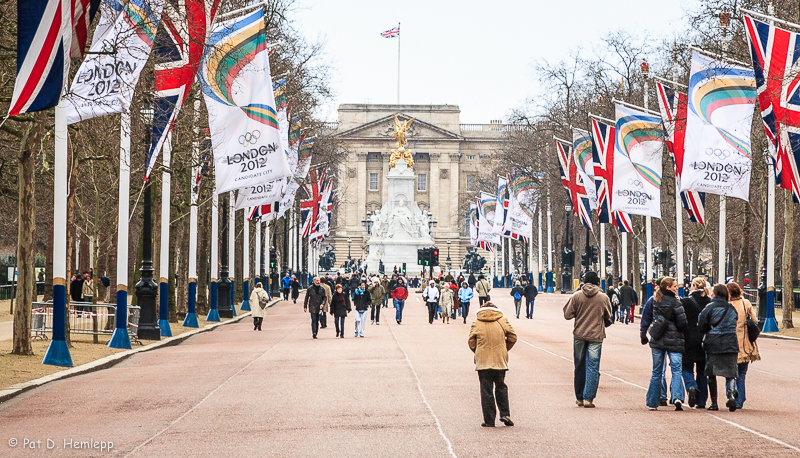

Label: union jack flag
[300,167,327,238]
[146,0,219,180]
[9,0,74,116]
[381,25,400,38]
[472,200,494,252]
[590,118,632,232]
[655,82,706,223]
[743,14,800,203]
[555,138,572,193]
[71,0,101,59]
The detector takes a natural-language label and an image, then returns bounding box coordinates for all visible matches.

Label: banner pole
[644,76,654,301]
[229,192,237,316]
[43,101,73,366]
[718,196,726,284]
[207,192,220,321]
[546,193,553,292]
[158,134,173,337]
[182,100,200,328]
[673,61,685,296]
[764,154,779,332]
[397,22,401,105]
[109,112,133,348]
[241,209,251,311]
[600,223,606,291]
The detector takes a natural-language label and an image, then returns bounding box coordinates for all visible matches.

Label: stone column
[428,153,441,241]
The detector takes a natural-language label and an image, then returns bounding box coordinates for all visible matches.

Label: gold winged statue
[389,114,416,169]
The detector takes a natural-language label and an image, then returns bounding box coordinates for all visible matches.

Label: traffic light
[581,252,588,265]
[591,246,598,263]
[269,248,277,269]
[605,250,612,266]
[423,248,431,266]
[417,249,424,265]
[431,248,439,266]
[402,262,406,274]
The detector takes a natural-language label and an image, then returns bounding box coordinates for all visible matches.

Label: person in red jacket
[390,277,409,324]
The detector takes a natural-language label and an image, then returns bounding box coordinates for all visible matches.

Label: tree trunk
[43,216,54,301]
[12,113,46,355]
[782,189,794,329]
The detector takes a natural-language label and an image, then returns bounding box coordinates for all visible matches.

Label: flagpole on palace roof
[397,22,401,105]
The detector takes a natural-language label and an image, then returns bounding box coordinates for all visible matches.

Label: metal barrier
[31,302,142,345]
[1,282,45,300]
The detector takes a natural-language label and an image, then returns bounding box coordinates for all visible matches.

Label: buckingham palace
[326,103,510,272]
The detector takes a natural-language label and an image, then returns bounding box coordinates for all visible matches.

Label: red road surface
[2,290,800,457]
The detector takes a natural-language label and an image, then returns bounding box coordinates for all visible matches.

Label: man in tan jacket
[563,271,612,408]
[468,301,517,427]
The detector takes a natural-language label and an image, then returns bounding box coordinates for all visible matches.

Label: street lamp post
[561,203,573,294]
[135,104,160,340]
[446,240,451,273]
[427,211,438,278]
[217,193,232,318]
[347,238,352,261]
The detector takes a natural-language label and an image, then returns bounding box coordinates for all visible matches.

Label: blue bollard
[109,289,133,348]
[240,279,251,311]
[230,280,237,316]
[207,280,220,322]
[763,290,779,332]
[546,271,554,293]
[158,281,172,337]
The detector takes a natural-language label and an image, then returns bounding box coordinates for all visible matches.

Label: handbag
[745,307,760,343]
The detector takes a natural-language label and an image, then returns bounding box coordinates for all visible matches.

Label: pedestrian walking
[563,271,612,408]
[698,284,740,412]
[474,274,491,306]
[607,285,619,322]
[290,275,301,303]
[440,283,454,324]
[249,282,269,331]
[303,277,327,339]
[353,281,370,337]
[368,277,385,325]
[510,281,525,319]
[642,277,688,411]
[330,283,352,338]
[458,281,474,324]
[639,277,669,405]
[681,277,711,409]
[468,301,517,427]
[423,280,440,324]
[281,272,291,301]
[381,275,390,308]
[319,277,331,329]
[390,277,409,324]
[727,282,760,410]
[523,279,538,319]
[617,280,635,324]
[82,273,94,304]
[468,273,477,288]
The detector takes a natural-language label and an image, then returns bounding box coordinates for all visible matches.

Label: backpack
[513,290,521,301]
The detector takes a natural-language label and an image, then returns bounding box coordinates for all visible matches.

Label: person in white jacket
[249,282,269,331]
[423,280,440,324]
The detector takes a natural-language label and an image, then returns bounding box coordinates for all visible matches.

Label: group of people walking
[562,271,760,413]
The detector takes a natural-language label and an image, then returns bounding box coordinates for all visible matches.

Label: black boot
[707,377,719,411]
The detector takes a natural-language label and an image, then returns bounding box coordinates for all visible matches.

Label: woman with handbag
[330,283,352,338]
[249,282,269,331]
[698,284,740,412]
[727,282,760,410]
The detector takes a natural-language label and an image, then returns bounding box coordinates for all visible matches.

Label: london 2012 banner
[681,51,757,200]
[478,192,502,246]
[572,129,598,209]
[65,0,166,124]
[612,103,665,218]
[199,8,290,194]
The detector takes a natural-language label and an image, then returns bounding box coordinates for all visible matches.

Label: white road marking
[520,338,800,453]
[124,323,302,457]
[388,323,457,458]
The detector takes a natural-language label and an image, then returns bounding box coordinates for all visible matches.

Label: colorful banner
[573,129,598,209]
[490,177,508,236]
[65,0,166,124]
[478,192,501,245]
[502,175,533,241]
[612,103,665,218]
[469,202,479,247]
[681,51,756,200]
[591,118,632,232]
[199,8,290,194]
[743,14,800,202]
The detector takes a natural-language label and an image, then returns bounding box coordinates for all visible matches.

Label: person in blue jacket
[281,272,292,301]
[458,281,474,324]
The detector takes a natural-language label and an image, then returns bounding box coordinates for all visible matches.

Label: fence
[31,301,141,345]
[0,282,45,300]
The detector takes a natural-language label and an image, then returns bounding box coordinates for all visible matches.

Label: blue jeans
[736,362,748,408]
[394,299,405,323]
[573,339,602,402]
[682,360,708,407]
[334,316,345,336]
[383,294,389,307]
[647,348,685,408]
[620,306,631,323]
[525,299,534,318]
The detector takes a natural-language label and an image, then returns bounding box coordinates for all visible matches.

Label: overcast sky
[291,0,695,124]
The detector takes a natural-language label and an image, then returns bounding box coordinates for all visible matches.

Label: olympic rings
[627,178,643,188]
[238,130,261,146]
[704,148,731,159]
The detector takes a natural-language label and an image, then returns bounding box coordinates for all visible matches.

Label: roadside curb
[758,333,800,341]
[0,300,277,404]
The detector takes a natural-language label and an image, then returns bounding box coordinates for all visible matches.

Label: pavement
[1,290,800,457]
[0,321,12,341]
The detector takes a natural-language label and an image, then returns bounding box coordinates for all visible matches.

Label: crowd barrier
[32,301,142,345]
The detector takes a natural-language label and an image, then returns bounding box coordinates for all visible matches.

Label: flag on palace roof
[381,25,400,38]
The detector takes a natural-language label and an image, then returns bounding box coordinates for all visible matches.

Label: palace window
[417,173,427,192]
[466,174,476,191]
[369,173,378,191]
[467,155,476,160]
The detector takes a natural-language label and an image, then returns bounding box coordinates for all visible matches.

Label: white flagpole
[538,209,543,290]
[622,233,628,286]
[764,153,779,332]
[397,22,401,105]
[644,76,653,300]
[289,210,295,271]
[43,101,73,365]
[673,63,686,296]
[600,223,606,291]
[158,134,172,337]
[108,112,132,348]
[208,192,220,321]
[718,196,726,283]
[264,220,271,293]
[229,191,236,314]
[546,194,553,292]
[241,209,251,311]
[183,100,200,328]
[255,216,262,285]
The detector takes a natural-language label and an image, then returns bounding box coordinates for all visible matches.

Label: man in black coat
[617,281,636,324]
[304,277,327,339]
[680,280,712,409]
[523,281,539,319]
